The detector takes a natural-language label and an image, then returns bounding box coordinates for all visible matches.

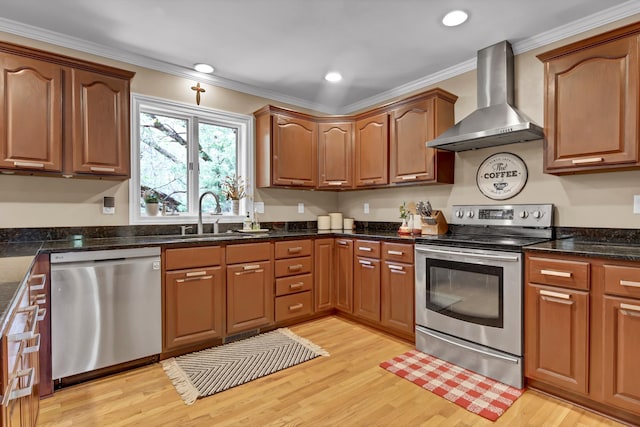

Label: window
[130,94,253,224]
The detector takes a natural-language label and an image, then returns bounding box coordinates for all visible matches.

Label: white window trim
[129,93,254,226]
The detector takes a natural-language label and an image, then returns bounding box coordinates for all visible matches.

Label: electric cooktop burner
[415,204,555,252]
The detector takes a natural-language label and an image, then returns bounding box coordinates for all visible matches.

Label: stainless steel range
[414,204,554,388]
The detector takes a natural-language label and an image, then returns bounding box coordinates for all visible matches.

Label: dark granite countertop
[525,238,640,261]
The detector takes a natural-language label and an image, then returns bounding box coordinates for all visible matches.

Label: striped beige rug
[162,328,329,405]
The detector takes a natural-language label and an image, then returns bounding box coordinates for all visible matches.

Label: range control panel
[450,204,554,227]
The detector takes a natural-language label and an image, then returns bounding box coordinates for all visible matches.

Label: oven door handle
[417,326,521,364]
[415,247,519,262]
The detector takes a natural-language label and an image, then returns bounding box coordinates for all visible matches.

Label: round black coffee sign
[476,152,528,200]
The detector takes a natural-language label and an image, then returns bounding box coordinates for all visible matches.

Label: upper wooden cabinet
[538,23,640,174]
[254,88,457,190]
[354,112,389,187]
[255,106,317,188]
[69,69,130,177]
[0,53,63,172]
[0,41,134,179]
[389,91,456,184]
[318,121,353,189]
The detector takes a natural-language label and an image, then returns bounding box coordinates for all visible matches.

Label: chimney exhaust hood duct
[427,40,544,152]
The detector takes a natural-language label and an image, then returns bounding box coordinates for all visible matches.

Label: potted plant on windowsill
[221,174,246,215]
[143,190,160,216]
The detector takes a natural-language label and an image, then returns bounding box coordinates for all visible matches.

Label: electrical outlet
[298,202,304,214]
[254,202,265,214]
[634,195,640,214]
[364,203,370,214]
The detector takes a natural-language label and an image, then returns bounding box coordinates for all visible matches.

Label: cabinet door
[381,261,414,336]
[70,68,130,177]
[524,283,589,394]
[334,239,353,313]
[226,261,273,334]
[0,54,62,172]
[318,122,353,188]
[353,257,381,322]
[602,295,640,415]
[389,99,436,183]
[355,112,388,187]
[542,35,639,173]
[165,266,224,350]
[272,114,317,187]
[314,238,334,312]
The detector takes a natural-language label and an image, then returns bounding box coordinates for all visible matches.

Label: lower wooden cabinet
[314,238,334,312]
[164,266,224,350]
[381,260,415,336]
[226,260,273,334]
[334,239,354,313]
[525,282,589,394]
[353,256,381,322]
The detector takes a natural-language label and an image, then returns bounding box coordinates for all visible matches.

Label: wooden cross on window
[191,82,206,105]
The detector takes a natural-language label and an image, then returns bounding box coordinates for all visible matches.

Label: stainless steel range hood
[427,41,544,152]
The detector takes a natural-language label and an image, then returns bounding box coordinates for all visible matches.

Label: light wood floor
[38,316,625,426]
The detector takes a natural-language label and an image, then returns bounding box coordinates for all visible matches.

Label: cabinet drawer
[274,256,312,278]
[226,242,271,264]
[274,239,312,259]
[275,291,312,322]
[165,246,222,270]
[604,264,640,298]
[382,242,413,263]
[355,240,380,258]
[275,274,313,296]
[528,257,590,290]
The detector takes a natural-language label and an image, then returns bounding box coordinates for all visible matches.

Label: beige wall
[2,15,640,229]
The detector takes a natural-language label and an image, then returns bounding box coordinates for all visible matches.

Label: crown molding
[1,1,639,116]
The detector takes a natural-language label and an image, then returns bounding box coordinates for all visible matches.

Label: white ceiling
[1,0,639,114]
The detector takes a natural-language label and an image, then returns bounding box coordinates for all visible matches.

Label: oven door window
[425,258,504,328]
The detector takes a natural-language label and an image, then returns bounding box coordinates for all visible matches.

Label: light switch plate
[102,207,115,215]
[364,203,370,214]
[298,202,304,213]
[634,195,640,214]
[254,202,265,214]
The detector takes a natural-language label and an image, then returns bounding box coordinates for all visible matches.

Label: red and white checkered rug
[380,349,524,421]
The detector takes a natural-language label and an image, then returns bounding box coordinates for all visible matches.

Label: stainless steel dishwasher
[50,247,161,381]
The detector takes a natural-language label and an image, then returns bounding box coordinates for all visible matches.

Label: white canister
[329,212,343,230]
[317,215,331,230]
[343,218,354,230]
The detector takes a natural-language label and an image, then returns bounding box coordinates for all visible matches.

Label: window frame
[129,93,254,225]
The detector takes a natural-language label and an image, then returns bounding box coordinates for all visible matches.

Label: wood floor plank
[38,316,624,426]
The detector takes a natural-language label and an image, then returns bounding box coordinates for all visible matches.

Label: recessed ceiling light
[442,10,468,27]
[194,63,214,73]
[324,71,342,82]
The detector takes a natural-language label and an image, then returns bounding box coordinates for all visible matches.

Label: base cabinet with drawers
[525,251,640,424]
[274,240,313,322]
[163,246,225,351]
[353,240,382,322]
[381,242,415,338]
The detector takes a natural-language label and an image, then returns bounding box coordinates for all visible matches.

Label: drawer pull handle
[9,306,38,341]
[540,289,571,300]
[362,180,375,185]
[186,271,207,277]
[540,269,572,278]
[23,333,41,354]
[288,303,304,311]
[327,181,344,186]
[176,275,213,283]
[288,264,303,272]
[359,260,372,266]
[14,161,44,168]
[572,157,603,165]
[289,282,304,289]
[1,368,35,405]
[36,307,46,322]
[387,250,403,256]
[29,274,46,291]
[291,180,305,185]
[388,265,404,271]
[400,175,417,180]
[235,269,263,276]
[620,280,640,288]
[358,247,372,252]
[338,241,349,246]
[90,166,116,172]
[287,247,302,253]
[243,265,261,271]
[620,303,640,312]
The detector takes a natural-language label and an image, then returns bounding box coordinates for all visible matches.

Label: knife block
[421,210,448,235]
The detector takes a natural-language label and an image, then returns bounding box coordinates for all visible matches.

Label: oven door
[415,244,522,356]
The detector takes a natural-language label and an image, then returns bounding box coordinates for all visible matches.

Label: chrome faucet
[198,191,222,234]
